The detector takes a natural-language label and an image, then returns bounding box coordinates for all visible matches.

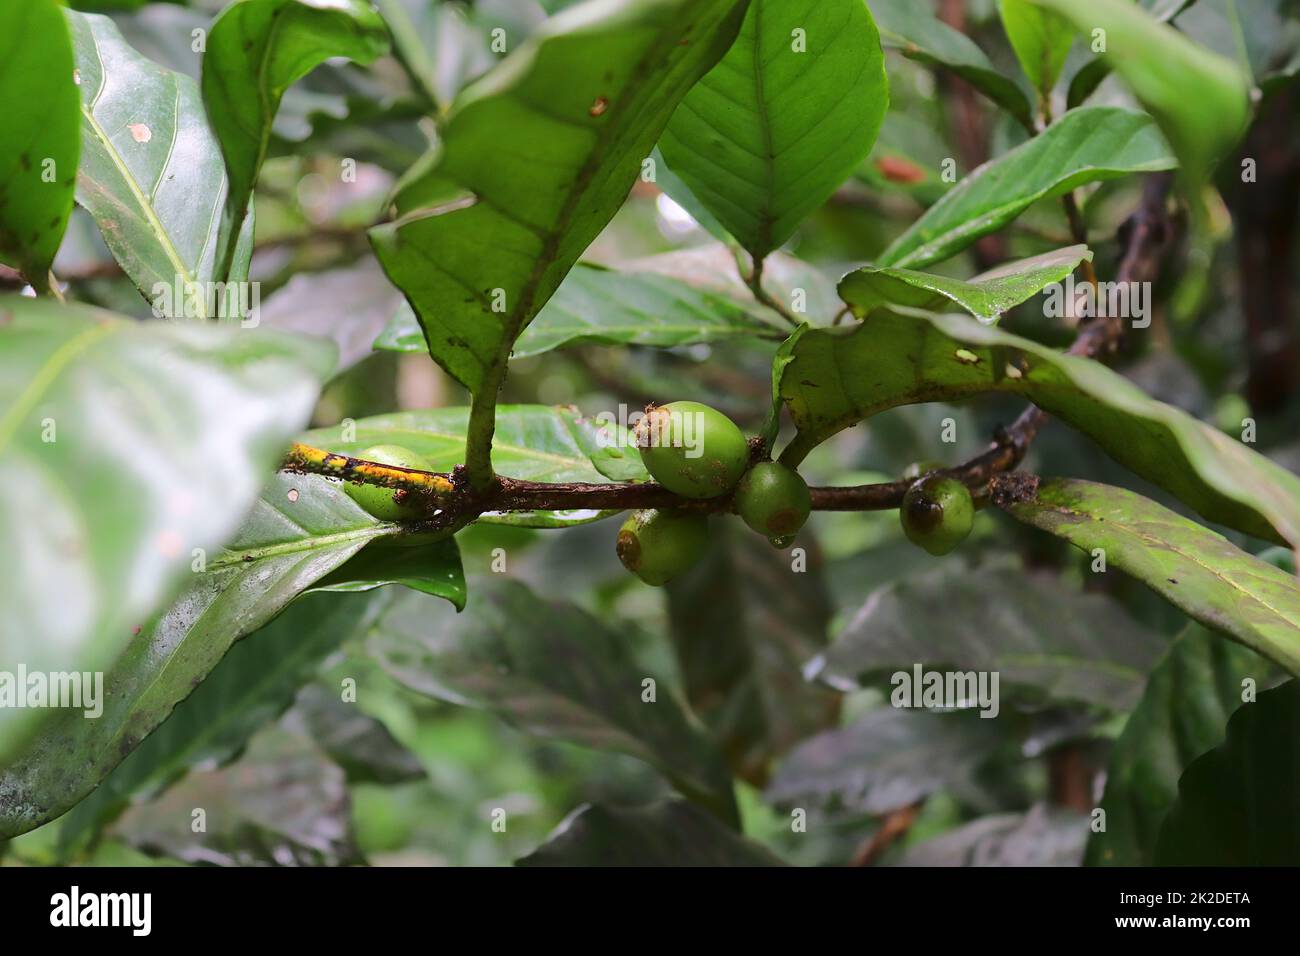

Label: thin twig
[281,175,1177,522]
[743,256,802,328]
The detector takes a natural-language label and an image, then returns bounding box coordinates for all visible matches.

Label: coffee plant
[1,0,1299,868]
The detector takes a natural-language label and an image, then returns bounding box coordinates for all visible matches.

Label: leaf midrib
[80,42,201,317]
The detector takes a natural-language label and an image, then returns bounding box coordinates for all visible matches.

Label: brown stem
[281,175,1177,521]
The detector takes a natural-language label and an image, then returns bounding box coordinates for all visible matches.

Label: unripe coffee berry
[900,474,974,556]
[636,401,749,499]
[344,444,433,522]
[735,461,811,537]
[616,509,709,586]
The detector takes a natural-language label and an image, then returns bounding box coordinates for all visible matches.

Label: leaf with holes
[369,0,748,401]
[659,0,888,260]
[997,479,1300,676]
[67,10,256,313]
[1086,624,1272,866]
[878,107,1175,269]
[203,0,389,282]
[839,245,1090,325]
[0,296,332,773]
[777,310,1300,549]
[0,0,79,292]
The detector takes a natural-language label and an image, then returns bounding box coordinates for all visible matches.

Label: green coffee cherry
[735,461,811,537]
[900,474,974,556]
[636,401,749,499]
[616,509,709,586]
[344,444,432,522]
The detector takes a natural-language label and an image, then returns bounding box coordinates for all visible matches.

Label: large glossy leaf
[665,522,839,785]
[878,107,1175,269]
[1031,0,1250,186]
[997,479,1300,676]
[839,245,1090,325]
[111,725,363,866]
[0,0,79,292]
[517,800,787,866]
[807,563,1167,711]
[368,580,738,825]
[998,0,1073,98]
[0,296,331,770]
[57,590,393,851]
[203,0,389,282]
[300,403,649,526]
[1086,624,1270,866]
[777,310,1300,549]
[0,468,463,839]
[658,0,888,260]
[766,707,1003,815]
[867,0,1033,128]
[375,261,780,358]
[1155,679,1300,864]
[67,11,255,314]
[369,0,749,401]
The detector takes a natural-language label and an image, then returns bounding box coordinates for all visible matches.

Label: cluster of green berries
[340,404,975,585]
[617,401,811,586]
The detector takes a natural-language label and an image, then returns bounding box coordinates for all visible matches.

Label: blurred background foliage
[5,0,1299,867]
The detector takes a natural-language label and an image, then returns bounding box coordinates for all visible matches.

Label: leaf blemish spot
[128,124,152,144]
[589,96,609,117]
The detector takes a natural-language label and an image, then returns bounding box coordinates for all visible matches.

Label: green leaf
[878,107,1175,269]
[376,261,780,359]
[998,0,1074,98]
[767,708,1003,815]
[760,322,808,448]
[66,10,256,314]
[516,800,786,866]
[0,296,331,771]
[665,522,839,784]
[1030,0,1250,186]
[1086,624,1271,866]
[111,725,364,866]
[1155,679,1300,864]
[203,0,389,282]
[839,244,1090,325]
[806,562,1167,711]
[658,0,888,260]
[56,590,392,852]
[997,478,1300,676]
[777,310,1300,549]
[369,0,748,399]
[368,580,739,825]
[0,468,463,839]
[0,0,80,292]
[287,682,425,785]
[867,0,1034,129]
[300,404,649,526]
